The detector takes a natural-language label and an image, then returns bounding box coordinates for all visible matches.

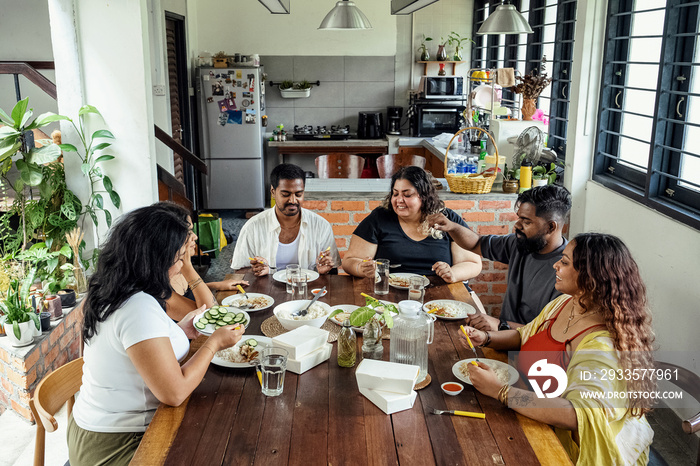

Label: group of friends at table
[66,163,656,465]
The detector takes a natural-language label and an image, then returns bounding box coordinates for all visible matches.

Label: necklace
[563,302,601,334]
[279,215,301,230]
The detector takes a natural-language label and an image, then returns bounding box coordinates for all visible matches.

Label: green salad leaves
[328,295,397,329]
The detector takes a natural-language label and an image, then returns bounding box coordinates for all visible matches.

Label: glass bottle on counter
[338,319,357,367]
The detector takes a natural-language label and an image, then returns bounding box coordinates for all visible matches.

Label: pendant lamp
[257,0,290,14]
[391,0,439,15]
[319,0,372,30]
[477,1,533,35]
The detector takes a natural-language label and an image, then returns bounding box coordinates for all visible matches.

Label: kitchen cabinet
[398,146,444,178]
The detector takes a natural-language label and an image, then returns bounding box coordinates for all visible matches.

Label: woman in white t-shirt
[68,204,245,466]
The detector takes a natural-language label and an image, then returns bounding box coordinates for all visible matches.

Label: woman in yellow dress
[463,233,655,465]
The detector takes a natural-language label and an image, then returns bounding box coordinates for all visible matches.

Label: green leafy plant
[503,163,517,181]
[279,80,294,90]
[417,34,433,58]
[0,269,39,339]
[532,162,558,184]
[447,32,474,60]
[328,294,396,328]
[294,80,313,90]
[15,239,72,295]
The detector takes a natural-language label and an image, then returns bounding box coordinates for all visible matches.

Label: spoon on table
[234,284,252,309]
[293,286,326,317]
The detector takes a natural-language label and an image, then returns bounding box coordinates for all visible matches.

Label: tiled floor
[0,404,69,466]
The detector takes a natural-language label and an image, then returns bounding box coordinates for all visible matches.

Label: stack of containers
[272,326,332,374]
[355,359,420,414]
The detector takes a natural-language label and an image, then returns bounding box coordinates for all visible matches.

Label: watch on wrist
[498,321,510,331]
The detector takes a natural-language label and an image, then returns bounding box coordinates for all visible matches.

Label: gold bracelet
[200,345,215,357]
[189,278,203,290]
[498,384,511,406]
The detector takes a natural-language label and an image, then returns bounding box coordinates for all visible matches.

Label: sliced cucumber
[222,314,234,322]
[204,311,212,320]
[194,321,206,330]
[209,308,220,318]
[245,338,258,347]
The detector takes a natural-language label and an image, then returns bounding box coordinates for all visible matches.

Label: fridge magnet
[218,113,228,126]
[236,80,242,88]
[227,110,242,125]
[212,81,224,96]
[207,96,214,103]
[242,91,252,98]
[227,97,237,110]
[241,99,250,108]
[203,74,210,81]
[225,77,232,83]
[208,70,215,77]
[247,74,255,92]
[217,99,230,112]
[245,109,256,124]
[236,70,242,79]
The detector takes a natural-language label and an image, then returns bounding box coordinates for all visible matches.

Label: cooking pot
[358,112,384,139]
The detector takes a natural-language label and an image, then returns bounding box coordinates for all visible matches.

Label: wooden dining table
[131,270,571,465]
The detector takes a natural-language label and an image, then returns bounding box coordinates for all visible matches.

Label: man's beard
[278,203,299,217]
[515,229,547,254]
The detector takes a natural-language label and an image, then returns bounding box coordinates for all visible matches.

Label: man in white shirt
[231,163,340,276]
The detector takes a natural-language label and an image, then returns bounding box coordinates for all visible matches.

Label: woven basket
[444,127,499,194]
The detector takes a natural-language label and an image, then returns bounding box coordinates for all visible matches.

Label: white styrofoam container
[358,386,417,415]
[272,326,329,360]
[355,359,420,395]
[286,342,332,374]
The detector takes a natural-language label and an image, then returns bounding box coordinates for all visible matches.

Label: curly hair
[82,204,190,343]
[516,184,572,223]
[382,166,444,222]
[571,233,656,415]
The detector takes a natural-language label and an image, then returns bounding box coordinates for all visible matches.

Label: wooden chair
[648,361,700,466]
[314,153,365,178]
[376,153,426,178]
[29,357,84,466]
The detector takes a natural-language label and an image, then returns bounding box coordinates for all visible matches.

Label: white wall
[567,0,700,360]
[194,0,397,57]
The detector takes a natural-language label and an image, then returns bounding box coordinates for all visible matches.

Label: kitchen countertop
[268,139,389,148]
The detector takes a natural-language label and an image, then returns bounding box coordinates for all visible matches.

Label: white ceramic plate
[211,335,271,368]
[389,273,429,290]
[328,304,364,332]
[423,300,476,320]
[194,307,250,336]
[452,359,519,386]
[272,268,320,284]
[221,293,274,312]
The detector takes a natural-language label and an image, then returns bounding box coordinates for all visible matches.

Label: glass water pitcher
[389,300,434,383]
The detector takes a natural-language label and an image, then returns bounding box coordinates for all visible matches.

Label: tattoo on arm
[509,388,537,408]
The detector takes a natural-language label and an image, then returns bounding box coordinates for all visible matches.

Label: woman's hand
[432,261,456,283]
[210,279,250,291]
[467,362,503,399]
[458,324,488,347]
[250,256,270,276]
[208,324,246,352]
[356,257,376,279]
[177,306,205,340]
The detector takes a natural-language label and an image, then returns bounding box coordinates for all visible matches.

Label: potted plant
[0,270,40,347]
[436,36,448,61]
[213,51,228,68]
[532,162,558,186]
[279,80,312,99]
[502,164,519,194]
[447,32,474,61]
[417,34,433,61]
[513,57,553,121]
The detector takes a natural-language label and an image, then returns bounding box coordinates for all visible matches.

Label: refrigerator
[196,66,266,209]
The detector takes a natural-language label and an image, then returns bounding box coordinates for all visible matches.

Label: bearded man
[231,163,340,276]
[428,185,572,331]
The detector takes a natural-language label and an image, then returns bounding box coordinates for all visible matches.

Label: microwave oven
[421,76,464,99]
[411,103,466,137]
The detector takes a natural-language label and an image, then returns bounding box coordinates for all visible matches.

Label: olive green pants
[67,414,144,466]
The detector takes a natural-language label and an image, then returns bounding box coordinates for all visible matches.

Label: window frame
[471,0,577,158]
[593,0,700,231]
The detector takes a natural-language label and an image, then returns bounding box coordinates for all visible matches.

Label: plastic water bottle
[389,300,434,384]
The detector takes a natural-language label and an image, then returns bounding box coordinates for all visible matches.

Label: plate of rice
[452,359,519,386]
[388,273,428,290]
[423,300,476,320]
[211,335,271,368]
[221,293,274,312]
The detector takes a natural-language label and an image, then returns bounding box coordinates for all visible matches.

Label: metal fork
[234,285,252,309]
[430,407,485,419]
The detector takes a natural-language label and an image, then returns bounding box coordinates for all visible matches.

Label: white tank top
[276,232,300,270]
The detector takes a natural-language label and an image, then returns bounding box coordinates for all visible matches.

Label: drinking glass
[286,264,300,294]
[260,347,288,396]
[291,273,308,301]
[374,259,390,295]
[408,276,425,304]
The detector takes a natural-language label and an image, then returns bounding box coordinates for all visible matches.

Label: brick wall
[0,306,83,422]
[304,197,518,318]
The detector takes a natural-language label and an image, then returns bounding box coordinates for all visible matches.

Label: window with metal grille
[594,0,700,230]
[471,0,577,157]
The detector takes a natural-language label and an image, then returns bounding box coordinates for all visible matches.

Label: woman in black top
[342,167,481,282]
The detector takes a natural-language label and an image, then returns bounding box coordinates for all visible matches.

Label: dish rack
[443,127,498,194]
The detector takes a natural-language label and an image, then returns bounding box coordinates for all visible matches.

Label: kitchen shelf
[416,61,465,76]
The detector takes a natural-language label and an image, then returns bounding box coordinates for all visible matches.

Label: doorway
[165,12,191,184]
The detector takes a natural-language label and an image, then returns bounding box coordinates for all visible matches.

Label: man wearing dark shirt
[429,185,572,331]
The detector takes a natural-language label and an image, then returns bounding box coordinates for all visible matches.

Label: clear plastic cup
[286,264,300,294]
[260,347,288,396]
[374,259,390,295]
[408,276,425,304]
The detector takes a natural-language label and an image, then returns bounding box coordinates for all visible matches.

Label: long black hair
[383,166,443,221]
[82,204,190,343]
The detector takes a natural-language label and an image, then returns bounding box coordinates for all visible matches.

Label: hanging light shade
[477,2,533,35]
[391,0,439,15]
[319,0,372,30]
[257,0,290,14]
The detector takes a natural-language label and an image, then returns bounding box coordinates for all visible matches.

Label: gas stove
[292,125,354,140]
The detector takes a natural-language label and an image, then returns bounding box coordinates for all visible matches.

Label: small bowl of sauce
[311,288,327,297]
[441,381,464,396]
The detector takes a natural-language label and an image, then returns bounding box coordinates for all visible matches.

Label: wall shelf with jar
[416,61,465,76]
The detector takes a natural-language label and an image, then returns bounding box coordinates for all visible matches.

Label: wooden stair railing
[0,61,57,100]
[154,125,207,175]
